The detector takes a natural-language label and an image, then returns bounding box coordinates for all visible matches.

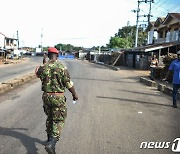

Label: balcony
[5,44,17,50]
[154,31,179,44]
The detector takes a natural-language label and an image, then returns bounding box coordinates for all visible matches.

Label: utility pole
[147,0,154,23]
[99,46,101,55]
[132,0,154,47]
[135,1,140,47]
[132,0,140,47]
[127,21,130,26]
[17,30,19,49]
[41,28,43,52]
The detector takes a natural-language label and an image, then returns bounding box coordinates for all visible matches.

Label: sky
[0,0,180,48]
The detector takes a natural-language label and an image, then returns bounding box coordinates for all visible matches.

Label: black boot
[47,134,50,142]
[45,136,57,154]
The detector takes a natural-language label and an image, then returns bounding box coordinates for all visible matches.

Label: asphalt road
[0,56,43,82]
[0,59,180,154]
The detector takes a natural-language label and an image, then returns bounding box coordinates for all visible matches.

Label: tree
[43,46,49,51]
[108,37,132,49]
[108,25,147,48]
[55,43,83,51]
[115,25,136,39]
[138,27,148,46]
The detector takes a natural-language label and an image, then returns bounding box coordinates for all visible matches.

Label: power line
[150,1,180,20]
[151,0,161,9]
[151,0,168,11]
[154,0,161,4]
[145,0,180,17]
[152,9,180,19]
[151,4,180,19]
[161,3,180,12]
[152,0,180,14]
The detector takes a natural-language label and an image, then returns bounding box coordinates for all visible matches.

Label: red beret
[48,47,59,54]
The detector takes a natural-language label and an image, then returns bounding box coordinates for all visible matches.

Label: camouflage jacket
[36,60,73,92]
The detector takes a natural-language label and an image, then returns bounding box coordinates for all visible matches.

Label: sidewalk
[92,61,175,99]
[0,57,29,67]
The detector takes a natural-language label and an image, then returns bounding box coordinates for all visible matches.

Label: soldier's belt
[45,92,64,96]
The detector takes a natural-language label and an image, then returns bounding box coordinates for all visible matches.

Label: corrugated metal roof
[125,42,180,53]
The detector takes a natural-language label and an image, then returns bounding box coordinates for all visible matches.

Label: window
[165,30,168,37]
[174,28,178,31]
[159,31,163,38]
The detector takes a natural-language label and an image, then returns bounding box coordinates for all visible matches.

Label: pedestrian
[163,50,180,108]
[35,47,78,154]
[150,54,158,80]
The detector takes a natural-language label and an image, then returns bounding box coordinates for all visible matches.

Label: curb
[140,77,157,87]
[92,61,120,71]
[0,83,12,94]
[104,64,120,71]
[0,72,36,94]
[140,77,176,98]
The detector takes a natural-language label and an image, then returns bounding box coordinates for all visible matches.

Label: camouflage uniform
[36,60,73,140]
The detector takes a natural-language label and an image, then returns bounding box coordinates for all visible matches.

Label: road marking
[138,111,143,114]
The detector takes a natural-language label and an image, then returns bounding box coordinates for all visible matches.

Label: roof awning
[145,46,164,52]
[125,42,180,53]
[144,43,179,52]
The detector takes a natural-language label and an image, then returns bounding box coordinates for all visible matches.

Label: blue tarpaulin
[59,55,75,60]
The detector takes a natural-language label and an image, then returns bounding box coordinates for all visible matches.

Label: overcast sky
[0,0,179,48]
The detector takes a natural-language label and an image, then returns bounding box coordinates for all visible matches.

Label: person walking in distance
[35,47,78,154]
[150,54,158,80]
[163,50,180,108]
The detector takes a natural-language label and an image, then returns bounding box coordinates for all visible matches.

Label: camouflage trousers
[42,92,67,141]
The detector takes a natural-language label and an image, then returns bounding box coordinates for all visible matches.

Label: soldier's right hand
[72,93,78,101]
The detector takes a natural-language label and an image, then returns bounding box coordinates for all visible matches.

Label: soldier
[35,47,78,154]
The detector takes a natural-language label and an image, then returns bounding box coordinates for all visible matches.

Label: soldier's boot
[47,134,50,142]
[45,136,57,154]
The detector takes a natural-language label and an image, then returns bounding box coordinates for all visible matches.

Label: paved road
[0,60,180,154]
[0,56,43,82]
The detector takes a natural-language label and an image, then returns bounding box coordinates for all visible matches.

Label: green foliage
[55,43,83,51]
[43,47,48,51]
[108,25,147,49]
[109,37,132,49]
[115,25,136,39]
[138,29,148,46]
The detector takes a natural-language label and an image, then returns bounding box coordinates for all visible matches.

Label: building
[147,13,180,45]
[0,32,6,61]
[0,32,19,60]
[123,13,180,70]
